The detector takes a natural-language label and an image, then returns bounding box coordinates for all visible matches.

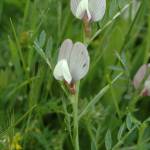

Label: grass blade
[79,72,123,120]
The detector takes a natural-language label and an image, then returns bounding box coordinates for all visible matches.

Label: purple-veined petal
[89,0,106,21]
[69,42,90,82]
[70,0,81,18]
[58,39,73,62]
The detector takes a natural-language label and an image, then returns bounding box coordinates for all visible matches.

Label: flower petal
[69,42,90,82]
[76,0,91,20]
[71,0,91,20]
[53,59,72,84]
[70,0,81,18]
[89,0,106,21]
[58,39,73,62]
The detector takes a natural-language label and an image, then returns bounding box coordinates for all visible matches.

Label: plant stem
[71,82,80,150]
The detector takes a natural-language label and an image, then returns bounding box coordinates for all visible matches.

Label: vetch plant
[53,39,90,150]
[133,64,150,96]
[70,0,106,22]
[2,0,149,150]
[70,0,106,37]
[53,39,90,94]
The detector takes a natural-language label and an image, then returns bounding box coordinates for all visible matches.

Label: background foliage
[0,0,150,149]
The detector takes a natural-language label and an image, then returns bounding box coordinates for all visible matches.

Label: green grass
[0,0,150,150]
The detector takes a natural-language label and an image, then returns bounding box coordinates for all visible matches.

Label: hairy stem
[71,82,80,150]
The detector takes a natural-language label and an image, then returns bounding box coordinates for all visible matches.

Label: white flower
[53,39,90,84]
[70,0,106,22]
[133,64,150,96]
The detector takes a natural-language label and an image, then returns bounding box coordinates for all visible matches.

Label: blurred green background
[0,0,150,150]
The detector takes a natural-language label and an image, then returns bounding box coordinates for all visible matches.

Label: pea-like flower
[53,39,90,93]
[133,64,150,96]
[70,0,106,22]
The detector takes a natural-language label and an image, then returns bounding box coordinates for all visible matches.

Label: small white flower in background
[53,39,90,93]
[70,0,106,22]
[133,64,150,96]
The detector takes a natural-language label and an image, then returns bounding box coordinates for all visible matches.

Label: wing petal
[53,59,72,84]
[58,39,73,62]
[69,42,90,82]
[76,0,91,20]
[70,0,81,18]
[71,0,91,20]
[89,0,106,22]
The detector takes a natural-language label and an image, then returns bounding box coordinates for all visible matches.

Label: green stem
[110,85,121,119]
[107,75,121,118]
[71,82,80,150]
